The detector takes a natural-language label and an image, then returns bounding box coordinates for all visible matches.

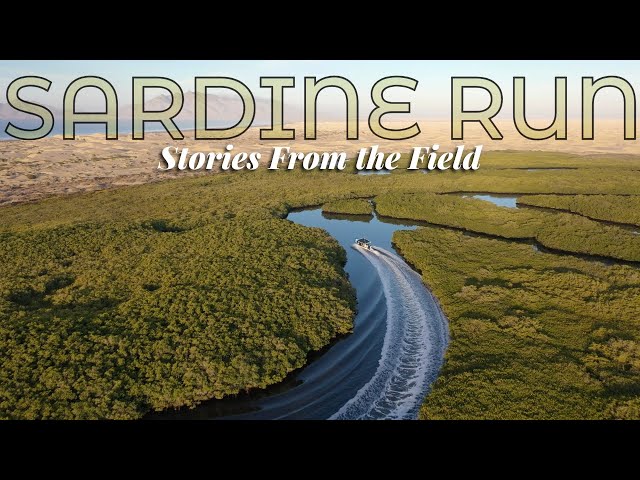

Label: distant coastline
[0,121,272,141]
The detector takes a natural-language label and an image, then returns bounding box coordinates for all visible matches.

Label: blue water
[0,120,264,140]
[358,169,392,175]
[152,208,436,419]
[463,194,518,208]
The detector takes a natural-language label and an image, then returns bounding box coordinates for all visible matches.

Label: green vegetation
[376,192,640,262]
[392,226,640,419]
[0,171,376,419]
[357,151,640,172]
[466,150,640,171]
[2,151,640,419]
[519,194,640,227]
[322,198,372,215]
[0,216,357,419]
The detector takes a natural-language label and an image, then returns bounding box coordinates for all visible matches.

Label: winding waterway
[155,207,449,419]
[152,190,640,420]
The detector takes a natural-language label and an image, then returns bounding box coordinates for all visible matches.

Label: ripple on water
[330,247,448,420]
[150,208,449,420]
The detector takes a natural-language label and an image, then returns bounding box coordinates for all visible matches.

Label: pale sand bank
[0,120,638,205]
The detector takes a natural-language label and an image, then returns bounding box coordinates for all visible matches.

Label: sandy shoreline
[0,120,638,206]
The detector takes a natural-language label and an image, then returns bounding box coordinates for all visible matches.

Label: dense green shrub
[322,199,372,215]
[519,194,640,227]
[1,152,640,419]
[391,227,640,419]
[375,192,640,262]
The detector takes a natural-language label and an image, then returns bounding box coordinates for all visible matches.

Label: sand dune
[0,119,638,205]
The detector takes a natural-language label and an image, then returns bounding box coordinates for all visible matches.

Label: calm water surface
[462,194,519,208]
[154,208,449,419]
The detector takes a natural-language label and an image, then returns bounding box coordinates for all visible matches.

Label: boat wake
[330,246,449,420]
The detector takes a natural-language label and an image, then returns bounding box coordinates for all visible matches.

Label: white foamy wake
[329,246,449,420]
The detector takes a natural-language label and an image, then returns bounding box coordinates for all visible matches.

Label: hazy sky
[1,60,639,119]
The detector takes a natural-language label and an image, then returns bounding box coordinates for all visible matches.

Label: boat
[355,237,373,250]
